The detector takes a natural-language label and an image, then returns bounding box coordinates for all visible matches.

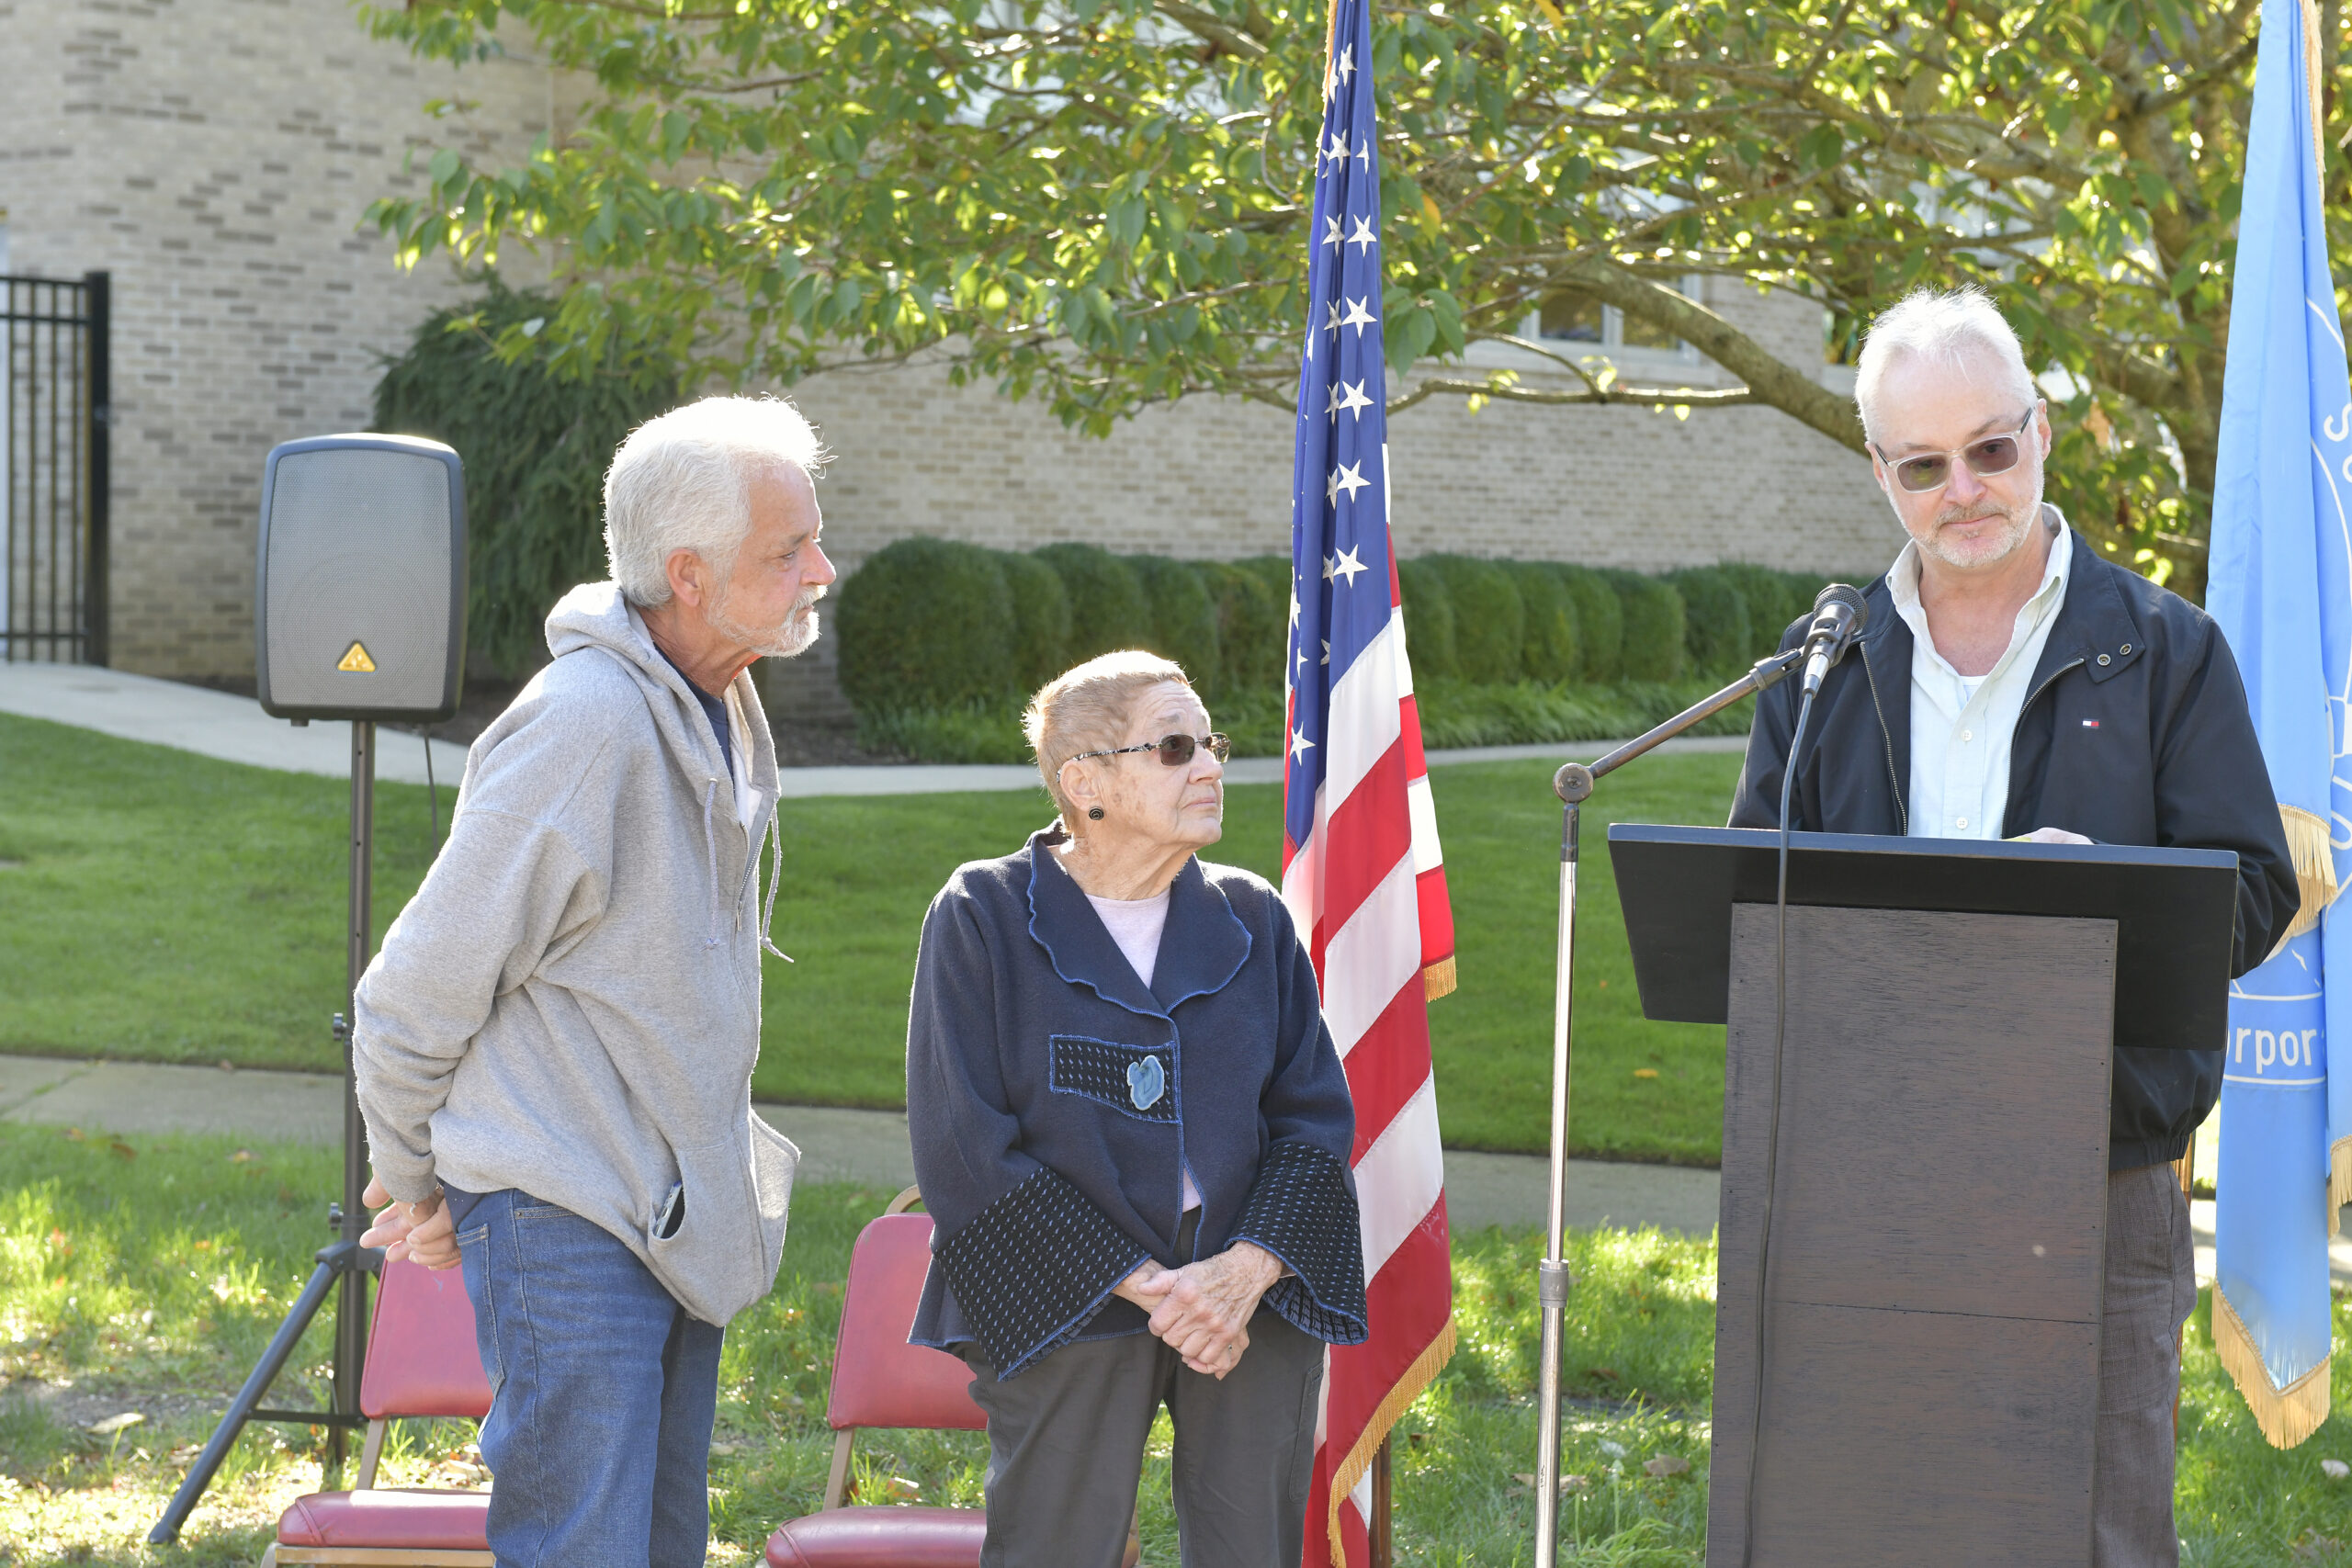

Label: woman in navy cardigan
[906,649,1366,1568]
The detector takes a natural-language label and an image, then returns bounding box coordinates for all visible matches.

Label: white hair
[1853,286,2039,443]
[603,395,825,607]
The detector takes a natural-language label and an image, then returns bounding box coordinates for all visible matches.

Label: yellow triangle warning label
[336,641,377,673]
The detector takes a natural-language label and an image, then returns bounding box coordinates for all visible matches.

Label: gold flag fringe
[2334,1138,2352,1240]
[1423,956,1458,1002]
[1325,1316,1456,1568]
[2271,804,2339,952]
[2213,1283,2331,1448]
[2305,0,2329,174]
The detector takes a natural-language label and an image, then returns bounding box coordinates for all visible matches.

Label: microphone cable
[1741,678,1816,1567]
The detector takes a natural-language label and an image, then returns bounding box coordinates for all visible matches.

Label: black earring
[1087,807,1104,820]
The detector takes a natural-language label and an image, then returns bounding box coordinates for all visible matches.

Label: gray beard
[709,586,824,660]
[1918,494,2040,570]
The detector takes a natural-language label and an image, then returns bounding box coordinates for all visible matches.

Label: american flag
[1280,0,1456,1559]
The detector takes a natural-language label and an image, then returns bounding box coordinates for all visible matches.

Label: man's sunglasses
[1070,732,1233,767]
[1872,409,2036,494]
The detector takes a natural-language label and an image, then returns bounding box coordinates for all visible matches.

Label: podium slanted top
[1608,825,2241,1052]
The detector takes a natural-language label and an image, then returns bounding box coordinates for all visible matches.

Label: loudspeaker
[255,434,467,722]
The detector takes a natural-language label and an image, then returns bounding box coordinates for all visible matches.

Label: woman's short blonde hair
[1024,650,1192,818]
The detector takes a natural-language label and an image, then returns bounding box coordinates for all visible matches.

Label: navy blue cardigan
[905,827,1368,1377]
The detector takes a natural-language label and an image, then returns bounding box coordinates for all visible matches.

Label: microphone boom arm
[1567,645,1807,802]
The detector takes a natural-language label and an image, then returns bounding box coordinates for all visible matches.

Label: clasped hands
[358,1173,461,1270]
[1113,1241,1283,1381]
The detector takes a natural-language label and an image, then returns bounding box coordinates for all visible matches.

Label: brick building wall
[0,0,557,676]
[1,0,1901,693]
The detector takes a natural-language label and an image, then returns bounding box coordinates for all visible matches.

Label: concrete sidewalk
[1,1054,2306,1283]
[0,659,1745,796]
[0,660,469,788]
[0,1054,1717,1237]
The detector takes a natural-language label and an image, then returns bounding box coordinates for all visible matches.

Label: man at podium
[1727,287,2300,1568]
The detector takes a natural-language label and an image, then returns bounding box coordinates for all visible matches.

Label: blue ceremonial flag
[2205,0,2351,1449]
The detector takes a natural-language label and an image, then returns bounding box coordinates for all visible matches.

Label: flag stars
[1347,216,1378,252]
[1289,728,1317,763]
[1340,296,1378,335]
[1335,44,1355,83]
[1325,299,1341,338]
[1335,379,1373,420]
[1333,460,1371,503]
[1324,130,1350,167]
[1322,215,1342,250]
[1330,546,1369,586]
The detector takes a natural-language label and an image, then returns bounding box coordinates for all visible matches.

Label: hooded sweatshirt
[353,581,799,1325]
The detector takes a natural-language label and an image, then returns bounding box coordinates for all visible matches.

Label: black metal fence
[3,272,110,665]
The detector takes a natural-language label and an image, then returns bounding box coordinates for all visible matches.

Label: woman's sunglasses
[1071,732,1233,767]
[1872,409,2036,494]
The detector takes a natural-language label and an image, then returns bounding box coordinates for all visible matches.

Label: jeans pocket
[456,1225,504,1398]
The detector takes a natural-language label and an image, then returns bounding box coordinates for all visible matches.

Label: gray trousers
[2094,1162,2198,1568]
[956,1309,1325,1568]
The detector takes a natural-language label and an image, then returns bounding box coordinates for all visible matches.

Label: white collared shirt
[1890,504,2073,840]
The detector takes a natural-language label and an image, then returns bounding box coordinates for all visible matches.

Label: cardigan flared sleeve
[906,886,1151,1377]
[1227,902,1369,1346]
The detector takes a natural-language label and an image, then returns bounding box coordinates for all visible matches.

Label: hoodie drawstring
[701,780,724,949]
[759,807,791,963]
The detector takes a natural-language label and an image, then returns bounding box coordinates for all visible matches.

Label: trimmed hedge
[1422,556,1526,684]
[1556,566,1623,684]
[1502,561,1579,683]
[1396,558,1459,680]
[834,538,1016,711]
[834,540,1869,755]
[1664,566,1754,679]
[1132,556,1221,692]
[1000,551,1073,690]
[1035,543,1149,664]
[1212,558,1289,695]
[1603,570,1688,683]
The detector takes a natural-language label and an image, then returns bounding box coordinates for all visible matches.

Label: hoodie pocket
[647,1118,797,1325]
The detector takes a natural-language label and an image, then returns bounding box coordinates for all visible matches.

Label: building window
[1532,278,1700,362]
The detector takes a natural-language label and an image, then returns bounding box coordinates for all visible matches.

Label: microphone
[1798,583,1869,697]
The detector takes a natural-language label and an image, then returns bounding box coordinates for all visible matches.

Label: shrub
[1555,566,1623,683]
[1421,556,1526,683]
[1035,543,1150,662]
[834,538,1015,712]
[1719,562,1807,649]
[1130,556,1221,688]
[1396,558,1459,679]
[1664,566,1754,679]
[1000,551,1073,691]
[371,278,678,676]
[1502,561,1580,683]
[1204,558,1287,698]
[1605,570,1687,682]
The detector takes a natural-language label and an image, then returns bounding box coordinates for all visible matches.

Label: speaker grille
[263,448,455,716]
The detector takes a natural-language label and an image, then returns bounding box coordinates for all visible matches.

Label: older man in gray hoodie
[353,394,831,1567]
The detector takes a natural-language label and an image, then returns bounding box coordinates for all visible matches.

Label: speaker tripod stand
[151,721,385,1543]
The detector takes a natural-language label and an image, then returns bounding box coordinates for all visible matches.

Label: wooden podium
[1609,826,2242,1567]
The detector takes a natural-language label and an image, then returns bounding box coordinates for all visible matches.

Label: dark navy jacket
[905,827,1367,1377]
[1729,531,2301,1171]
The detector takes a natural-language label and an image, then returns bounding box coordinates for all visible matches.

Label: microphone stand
[1530,645,1804,1565]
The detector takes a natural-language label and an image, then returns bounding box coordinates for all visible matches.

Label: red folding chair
[264,1257,493,1567]
[764,1188,1140,1568]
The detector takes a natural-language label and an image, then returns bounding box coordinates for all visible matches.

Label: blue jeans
[453,1189,725,1568]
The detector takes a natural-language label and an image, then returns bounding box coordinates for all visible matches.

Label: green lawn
[0,711,1739,1161]
[1,1125,2346,1565]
